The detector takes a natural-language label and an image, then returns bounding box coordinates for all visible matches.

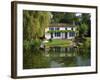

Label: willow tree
[32,11,52,39]
[23,11,52,50]
[23,11,51,41]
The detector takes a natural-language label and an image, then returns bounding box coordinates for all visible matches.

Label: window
[49,27,54,30]
[55,27,59,30]
[55,32,60,37]
[69,32,75,37]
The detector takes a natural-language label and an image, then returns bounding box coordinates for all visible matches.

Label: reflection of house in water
[49,47,76,53]
[45,47,77,57]
[45,23,76,39]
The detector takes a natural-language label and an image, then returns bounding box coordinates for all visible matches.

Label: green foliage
[51,12,65,23]
[79,37,91,49]
[23,11,33,40]
[59,13,75,24]
[81,13,90,24]
[78,23,88,38]
[23,40,31,50]
[23,39,41,50]
[23,11,51,40]
[83,38,91,49]
[51,12,76,24]
[32,39,41,50]
[81,13,91,37]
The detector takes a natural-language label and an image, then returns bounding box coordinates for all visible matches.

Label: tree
[81,13,91,37]
[51,12,65,23]
[59,13,76,24]
[78,23,88,38]
[23,11,52,40]
[23,11,52,50]
[51,12,77,25]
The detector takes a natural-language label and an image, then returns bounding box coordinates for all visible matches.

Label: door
[65,32,67,39]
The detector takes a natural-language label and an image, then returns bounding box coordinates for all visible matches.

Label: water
[23,47,91,69]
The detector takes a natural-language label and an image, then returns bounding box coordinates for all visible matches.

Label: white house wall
[45,33,51,39]
[66,27,72,30]
[45,28,49,33]
[45,28,50,39]
[73,28,76,31]
[58,27,72,30]
[60,27,65,30]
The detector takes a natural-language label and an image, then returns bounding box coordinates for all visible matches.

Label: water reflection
[23,47,91,69]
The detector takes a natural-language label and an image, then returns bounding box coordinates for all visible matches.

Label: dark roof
[49,23,75,27]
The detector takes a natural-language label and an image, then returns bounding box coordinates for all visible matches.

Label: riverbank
[45,39,73,48]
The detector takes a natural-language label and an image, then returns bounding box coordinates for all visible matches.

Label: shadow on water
[23,46,91,69]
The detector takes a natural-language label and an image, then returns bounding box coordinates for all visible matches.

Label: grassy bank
[45,39,73,48]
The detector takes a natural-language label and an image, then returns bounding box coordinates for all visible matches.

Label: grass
[45,39,73,48]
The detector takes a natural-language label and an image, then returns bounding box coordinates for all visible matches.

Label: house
[45,23,76,39]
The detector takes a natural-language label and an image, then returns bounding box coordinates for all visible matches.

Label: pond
[23,46,91,69]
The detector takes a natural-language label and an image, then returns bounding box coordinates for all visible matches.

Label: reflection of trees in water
[48,47,91,67]
[76,48,91,66]
[23,49,50,69]
[78,48,91,59]
[23,46,91,69]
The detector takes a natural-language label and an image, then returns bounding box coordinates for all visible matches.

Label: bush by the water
[23,39,41,51]
[79,37,91,49]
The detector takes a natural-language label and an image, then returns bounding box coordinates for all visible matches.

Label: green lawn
[45,39,73,48]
